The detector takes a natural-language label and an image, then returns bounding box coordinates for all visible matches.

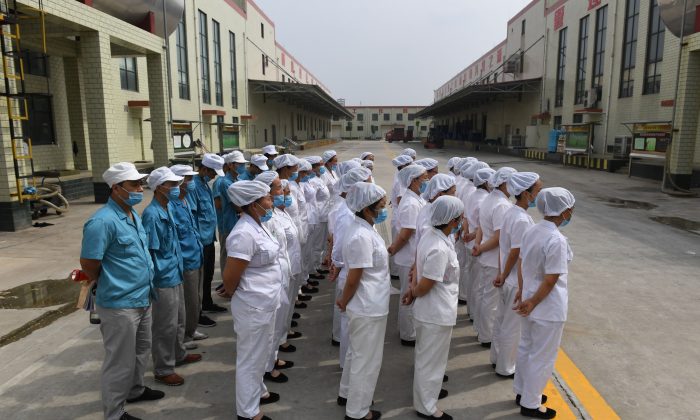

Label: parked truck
[385,127,405,143]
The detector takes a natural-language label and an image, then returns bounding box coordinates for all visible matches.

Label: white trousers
[513,317,564,409]
[267,277,290,372]
[313,221,329,268]
[455,241,468,301]
[397,264,416,341]
[231,294,273,418]
[389,223,399,276]
[476,263,498,343]
[339,311,388,419]
[413,321,453,416]
[492,283,521,375]
[305,224,321,275]
[467,253,481,323]
[332,272,344,342]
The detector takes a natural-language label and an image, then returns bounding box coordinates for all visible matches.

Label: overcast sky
[253,0,533,106]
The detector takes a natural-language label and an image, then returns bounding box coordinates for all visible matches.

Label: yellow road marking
[555,349,621,420]
[543,379,578,420]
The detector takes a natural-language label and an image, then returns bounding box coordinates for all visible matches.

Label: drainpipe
[602,0,620,157]
[162,0,174,156]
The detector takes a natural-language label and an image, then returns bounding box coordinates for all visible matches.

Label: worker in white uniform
[295,160,315,308]
[465,167,494,328]
[415,174,457,243]
[388,164,428,346]
[223,180,283,420]
[401,147,417,161]
[513,187,575,419]
[389,155,414,279]
[446,157,461,178]
[361,160,374,182]
[473,167,517,348]
[491,172,543,378]
[360,152,374,161]
[403,195,464,420]
[319,150,341,267]
[414,158,439,179]
[454,158,478,307]
[336,182,390,420]
[306,156,332,286]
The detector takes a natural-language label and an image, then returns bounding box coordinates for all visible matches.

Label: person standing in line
[491,172,542,378]
[388,164,428,346]
[336,182,390,420]
[169,164,208,347]
[455,159,478,307]
[142,167,202,387]
[306,156,331,287]
[360,152,374,161]
[513,187,575,419]
[414,158,439,180]
[188,153,227,328]
[389,155,414,280]
[473,167,517,349]
[262,144,279,169]
[415,174,457,243]
[403,195,465,420]
[292,159,313,310]
[401,148,417,161]
[80,163,161,420]
[224,180,284,420]
[318,150,340,271]
[214,151,247,276]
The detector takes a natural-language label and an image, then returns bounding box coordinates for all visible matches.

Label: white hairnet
[351,158,363,164]
[360,152,374,160]
[305,156,322,165]
[346,182,386,213]
[415,158,438,171]
[298,160,312,171]
[474,168,496,187]
[401,148,416,159]
[227,180,271,207]
[465,161,490,180]
[361,159,374,169]
[507,172,540,196]
[423,173,456,201]
[458,157,479,177]
[447,157,461,170]
[322,150,337,162]
[488,167,517,189]
[340,167,372,193]
[430,196,465,226]
[337,160,361,177]
[536,187,575,216]
[280,179,289,190]
[254,171,279,186]
[392,154,413,168]
[398,164,427,188]
[273,154,298,169]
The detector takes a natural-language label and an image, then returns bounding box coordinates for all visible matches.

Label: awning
[249,79,353,119]
[416,78,542,118]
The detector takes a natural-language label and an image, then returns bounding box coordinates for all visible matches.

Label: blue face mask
[561,214,572,228]
[273,194,285,208]
[118,185,143,207]
[331,164,338,172]
[167,186,181,201]
[267,159,274,167]
[419,180,428,194]
[319,167,327,175]
[202,175,211,184]
[301,174,312,183]
[374,207,388,224]
[284,195,293,207]
[289,172,299,181]
[186,181,196,192]
[451,221,462,235]
[257,203,273,222]
[528,200,537,208]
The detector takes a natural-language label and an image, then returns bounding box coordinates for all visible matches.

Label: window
[119,57,138,91]
[575,16,589,105]
[176,17,190,99]
[229,31,238,108]
[19,49,48,77]
[261,22,264,38]
[22,94,55,145]
[357,126,364,131]
[357,113,364,122]
[198,10,210,104]
[620,0,640,97]
[396,113,403,121]
[383,113,390,121]
[592,6,607,89]
[345,123,352,132]
[644,0,664,94]
[573,113,583,123]
[555,28,567,107]
[408,113,415,121]
[553,115,563,130]
[372,113,378,121]
[212,20,223,106]
[332,115,339,121]
[261,54,266,75]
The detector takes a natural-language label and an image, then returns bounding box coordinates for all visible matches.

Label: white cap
[415,158,438,171]
[338,160,361,177]
[507,172,540,196]
[322,150,337,163]
[361,159,374,169]
[447,157,461,170]
[423,173,456,201]
[465,161,490,181]
[360,152,374,160]
[146,166,183,190]
[346,182,386,213]
[298,160,312,171]
[488,167,517,189]
[430,195,464,226]
[474,168,496,187]
[202,153,225,176]
[250,154,269,171]
[227,180,271,207]
[255,171,279,186]
[305,156,322,165]
[102,162,148,188]
[170,164,199,176]
[392,155,413,168]
[401,148,416,159]
[536,187,575,216]
[273,154,299,169]
[340,167,372,193]
[262,144,279,155]
[458,157,478,175]
[398,164,427,189]
[225,151,248,164]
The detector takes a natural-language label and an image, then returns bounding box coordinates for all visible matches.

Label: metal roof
[248,79,353,119]
[416,78,542,118]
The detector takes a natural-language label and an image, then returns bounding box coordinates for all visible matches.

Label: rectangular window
[357,126,364,131]
[19,49,48,77]
[620,0,640,98]
[383,113,390,121]
[119,57,138,91]
[262,53,266,75]
[396,113,403,121]
[176,16,190,99]
[357,113,364,121]
[575,16,589,105]
[592,5,607,89]
[522,19,526,35]
[212,20,223,106]
[555,27,567,107]
[553,115,563,130]
[198,10,210,104]
[372,113,378,121]
[345,123,352,132]
[261,22,264,38]
[229,32,238,108]
[644,0,664,94]
[408,113,416,121]
[22,94,55,145]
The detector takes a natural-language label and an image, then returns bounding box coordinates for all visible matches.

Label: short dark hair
[355,197,383,219]
[514,184,535,201]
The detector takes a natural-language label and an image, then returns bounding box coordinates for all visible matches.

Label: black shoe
[390,275,400,280]
[238,416,272,420]
[309,273,324,280]
[480,342,491,348]
[331,339,340,347]
[345,409,381,420]
[317,268,330,274]
[198,315,217,328]
[291,320,298,328]
[492,363,496,369]
[307,280,320,286]
[520,406,556,419]
[89,312,101,324]
[287,331,302,340]
[275,359,294,370]
[338,396,375,407]
[416,411,453,420]
[443,374,448,382]
[260,391,280,405]
[401,339,416,347]
[438,389,448,399]
[496,372,515,379]
[292,312,301,319]
[263,371,288,383]
[126,386,165,403]
[202,303,227,313]
[515,394,548,406]
[301,285,319,294]
[457,299,467,306]
[295,301,308,308]
[279,344,296,353]
[298,294,312,301]
[120,413,142,420]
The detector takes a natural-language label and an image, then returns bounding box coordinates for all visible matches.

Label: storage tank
[659,0,699,38]
[90,0,185,38]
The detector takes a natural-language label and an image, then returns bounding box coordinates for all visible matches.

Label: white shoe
[184,341,198,350]
[193,331,209,341]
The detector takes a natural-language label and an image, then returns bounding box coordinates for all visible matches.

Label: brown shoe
[154,373,184,386]
[176,353,202,366]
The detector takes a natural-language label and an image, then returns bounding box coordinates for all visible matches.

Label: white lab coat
[465,188,488,324]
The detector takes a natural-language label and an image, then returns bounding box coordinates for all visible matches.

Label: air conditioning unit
[612,136,631,159]
[584,87,601,108]
[503,55,521,74]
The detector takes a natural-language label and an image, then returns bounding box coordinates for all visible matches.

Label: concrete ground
[0,140,698,419]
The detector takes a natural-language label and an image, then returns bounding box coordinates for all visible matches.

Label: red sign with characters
[588,0,602,10]
[554,6,565,31]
